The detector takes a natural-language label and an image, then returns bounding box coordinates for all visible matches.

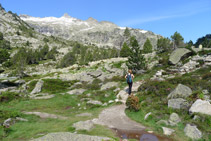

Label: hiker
[125,69,134,95]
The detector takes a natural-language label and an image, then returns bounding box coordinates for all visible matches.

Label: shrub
[58,51,76,68]
[0,92,20,103]
[138,80,175,96]
[42,79,73,93]
[202,72,211,80]
[83,79,101,90]
[0,49,10,64]
[126,95,140,112]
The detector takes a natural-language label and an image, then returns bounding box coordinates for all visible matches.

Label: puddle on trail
[112,128,173,141]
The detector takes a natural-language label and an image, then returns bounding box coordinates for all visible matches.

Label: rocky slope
[0,5,75,55]
[20,13,161,49]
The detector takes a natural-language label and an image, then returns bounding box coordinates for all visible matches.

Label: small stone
[156,120,169,126]
[108,100,114,104]
[147,131,154,133]
[162,127,175,136]
[3,118,15,127]
[76,113,93,117]
[169,113,181,126]
[16,117,28,122]
[87,100,103,105]
[67,89,86,95]
[144,112,152,120]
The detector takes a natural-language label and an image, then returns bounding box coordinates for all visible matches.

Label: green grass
[125,66,211,141]
[42,79,75,94]
[0,91,116,140]
[77,125,118,140]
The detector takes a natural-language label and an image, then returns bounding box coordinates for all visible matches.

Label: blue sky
[1,0,211,43]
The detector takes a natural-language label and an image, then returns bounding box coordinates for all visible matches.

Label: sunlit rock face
[20,13,161,49]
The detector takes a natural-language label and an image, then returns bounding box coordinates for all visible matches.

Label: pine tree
[120,42,131,57]
[157,37,171,53]
[143,38,153,53]
[127,36,145,71]
[0,49,10,63]
[12,48,27,78]
[0,32,3,40]
[124,27,131,38]
[171,31,184,48]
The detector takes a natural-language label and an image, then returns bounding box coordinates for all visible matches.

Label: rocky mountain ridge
[20,13,161,49]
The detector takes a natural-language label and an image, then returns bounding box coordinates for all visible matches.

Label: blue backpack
[127,74,132,83]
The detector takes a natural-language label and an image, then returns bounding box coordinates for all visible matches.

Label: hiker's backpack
[127,74,132,83]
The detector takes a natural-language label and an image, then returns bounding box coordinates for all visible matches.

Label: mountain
[0,4,73,55]
[20,13,161,49]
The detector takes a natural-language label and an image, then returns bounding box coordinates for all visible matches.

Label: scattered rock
[73,120,94,131]
[156,120,169,126]
[132,81,143,92]
[189,99,211,116]
[100,82,118,91]
[76,113,93,117]
[184,124,202,140]
[30,93,55,100]
[67,89,86,95]
[30,79,44,94]
[87,100,103,105]
[87,70,102,78]
[108,100,114,104]
[202,89,209,95]
[23,112,68,120]
[162,127,175,136]
[3,118,15,127]
[169,113,181,126]
[114,87,120,92]
[193,115,200,121]
[168,84,192,99]
[116,90,128,104]
[16,117,28,122]
[15,80,26,85]
[168,98,189,110]
[169,48,191,65]
[144,112,152,120]
[86,93,91,97]
[31,132,111,141]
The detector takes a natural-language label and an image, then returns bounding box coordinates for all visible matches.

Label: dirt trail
[93,104,145,131]
[93,80,171,140]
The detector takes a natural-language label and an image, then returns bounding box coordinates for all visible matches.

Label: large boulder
[73,120,94,131]
[168,98,189,110]
[100,82,118,91]
[30,79,44,94]
[67,89,86,95]
[189,99,211,116]
[87,100,103,106]
[169,48,191,65]
[168,84,192,99]
[87,70,102,78]
[116,90,128,103]
[31,132,111,141]
[184,124,202,140]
